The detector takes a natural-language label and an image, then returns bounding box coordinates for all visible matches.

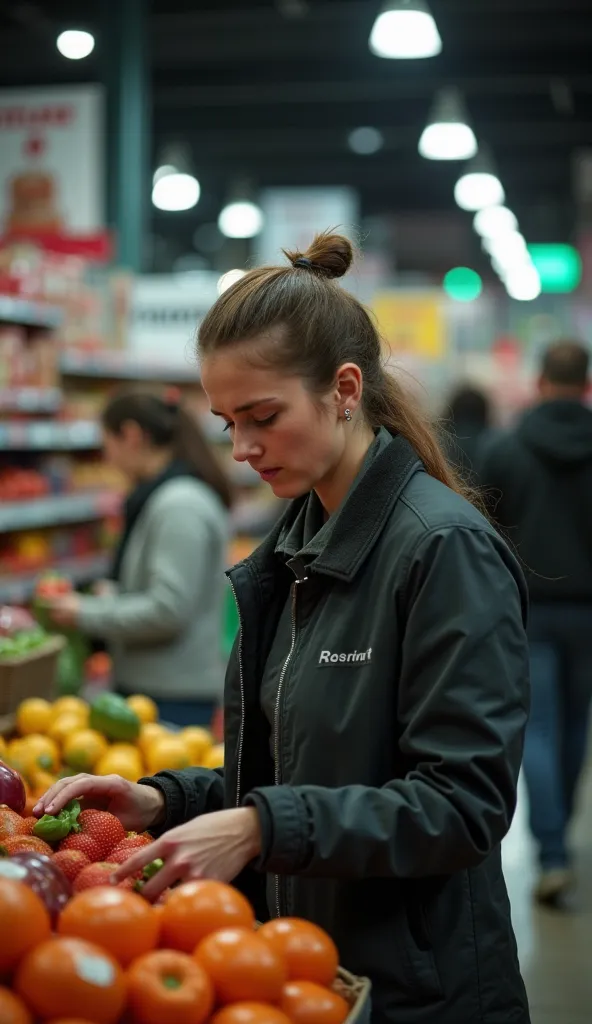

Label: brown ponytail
[102,389,233,509]
[198,230,475,505]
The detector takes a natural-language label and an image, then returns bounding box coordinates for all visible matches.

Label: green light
[443,267,482,302]
[527,244,582,294]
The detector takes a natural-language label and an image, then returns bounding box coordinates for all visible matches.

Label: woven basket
[337,966,372,1022]
[0,635,65,717]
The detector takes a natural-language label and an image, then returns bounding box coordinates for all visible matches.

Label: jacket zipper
[227,576,246,807]
[273,573,307,917]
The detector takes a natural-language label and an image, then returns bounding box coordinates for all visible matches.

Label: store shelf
[0,491,121,533]
[60,351,201,382]
[0,295,63,329]
[0,387,63,414]
[0,420,101,451]
[0,551,111,604]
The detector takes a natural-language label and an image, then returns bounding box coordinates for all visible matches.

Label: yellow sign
[372,291,445,361]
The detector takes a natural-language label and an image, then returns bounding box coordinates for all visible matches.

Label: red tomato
[194,928,286,1005]
[280,981,350,1024]
[161,880,255,953]
[211,1004,292,1024]
[259,918,338,986]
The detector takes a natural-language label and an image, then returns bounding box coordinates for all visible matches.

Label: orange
[194,928,286,1006]
[161,879,255,953]
[48,713,86,747]
[15,936,126,1024]
[20,733,60,774]
[279,981,350,1024]
[259,918,338,986]
[0,987,32,1024]
[145,734,190,774]
[181,726,213,765]
[51,697,89,722]
[126,694,158,724]
[62,729,109,773]
[0,877,51,973]
[126,949,213,1024]
[16,697,53,736]
[58,886,160,967]
[203,743,225,769]
[95,743,143,782]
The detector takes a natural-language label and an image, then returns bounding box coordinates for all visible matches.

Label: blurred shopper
[37,234,531,1024]
[480,340,592,906]
[444,383,494,480]
[46,390,232,728]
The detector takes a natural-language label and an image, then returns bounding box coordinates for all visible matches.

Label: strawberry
[21,815,39,835]
[0,806,29,842]
[73,861,118,893]
[111,834,152,858]
[58,808,125,861]
[0,834,53,857]
[52,849,90,883]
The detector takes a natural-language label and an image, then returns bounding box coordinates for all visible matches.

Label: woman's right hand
[32,774,166,834]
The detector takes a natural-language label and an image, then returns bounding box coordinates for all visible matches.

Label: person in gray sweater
[45,390,232,727]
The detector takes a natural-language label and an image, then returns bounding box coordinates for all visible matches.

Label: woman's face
[102,424,143,479]
[201,346,347,501]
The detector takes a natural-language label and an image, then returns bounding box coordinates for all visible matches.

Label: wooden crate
[0,635,65,717]
[339,967,372,1022]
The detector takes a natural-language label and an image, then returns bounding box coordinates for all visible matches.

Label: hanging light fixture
[151,146,201,212]
[218,201,264,239]
[418,88,478,161]
[454,147,505,210]
[370,0,442,59]
[473,206,518,240]
[57,29,95,60]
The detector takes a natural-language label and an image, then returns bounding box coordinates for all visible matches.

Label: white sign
[128,273,220,362]
[0,85,104,234]
[256,186,359,265]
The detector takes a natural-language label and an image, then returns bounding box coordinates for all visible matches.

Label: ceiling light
[152,173,201,212]
[473,206,518,240]
[369,0,442,59]
[56,29,95,60]
[217,270,247,295]
[348,127,384,155]
[443,267,482,302]
[419,89,477,161]
[484,232,528,267]
[455,147,505,210]
[218,201,264,239]
[153,165,177,186]
[505,266,542,301]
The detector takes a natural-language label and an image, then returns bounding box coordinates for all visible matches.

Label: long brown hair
[198,231,473,502]
[102,389,232,508]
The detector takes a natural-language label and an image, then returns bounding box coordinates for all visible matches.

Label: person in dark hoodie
[443,384,494,482]
[480,339,592,906]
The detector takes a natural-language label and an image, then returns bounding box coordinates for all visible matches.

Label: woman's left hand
[111,807,262,901]
[44,593,82,628]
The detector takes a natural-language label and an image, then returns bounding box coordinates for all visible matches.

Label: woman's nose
[232,430,263,463]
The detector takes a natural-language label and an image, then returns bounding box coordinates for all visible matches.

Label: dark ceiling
[0,0,590,274]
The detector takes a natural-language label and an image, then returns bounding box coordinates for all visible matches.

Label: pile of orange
[0,877,354,1024]
[3,695,224,813]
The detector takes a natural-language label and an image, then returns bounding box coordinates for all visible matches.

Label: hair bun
[284,230,354,280]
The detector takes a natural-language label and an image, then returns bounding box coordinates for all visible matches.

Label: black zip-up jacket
[141,434,531,1024]
[479,398,592,603]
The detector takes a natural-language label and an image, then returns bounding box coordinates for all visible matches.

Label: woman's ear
[334,362,363,418]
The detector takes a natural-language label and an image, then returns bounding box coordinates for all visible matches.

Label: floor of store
[503,767,592,1023]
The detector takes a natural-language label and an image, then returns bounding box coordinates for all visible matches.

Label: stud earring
[344,408,352,422]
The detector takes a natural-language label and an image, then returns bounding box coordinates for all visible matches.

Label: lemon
[62,728,109,772]
[126,694,158,724]
[137,722,169,759]
[95,743,144,782]
[181,726,213,766]
[48,712,87,747]
[0,736,6,759]
[16,697,53,736]
[20,733,60,775]
[145,734,190,774]
[203,743,225,769]
[51,696,89,724]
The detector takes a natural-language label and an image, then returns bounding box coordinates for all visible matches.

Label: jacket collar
[241,433,422,584]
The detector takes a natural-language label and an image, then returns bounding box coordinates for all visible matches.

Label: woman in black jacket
[36,233,531,1024]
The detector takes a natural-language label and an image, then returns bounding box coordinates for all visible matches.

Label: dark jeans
[154,699,217,730]
[523,604,592,870]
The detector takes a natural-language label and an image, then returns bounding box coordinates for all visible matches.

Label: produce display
[0,605,49,660]
[0,708,362,1023]
[2,693,224,812]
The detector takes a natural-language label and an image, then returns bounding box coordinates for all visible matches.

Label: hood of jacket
[517,398,592,465]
